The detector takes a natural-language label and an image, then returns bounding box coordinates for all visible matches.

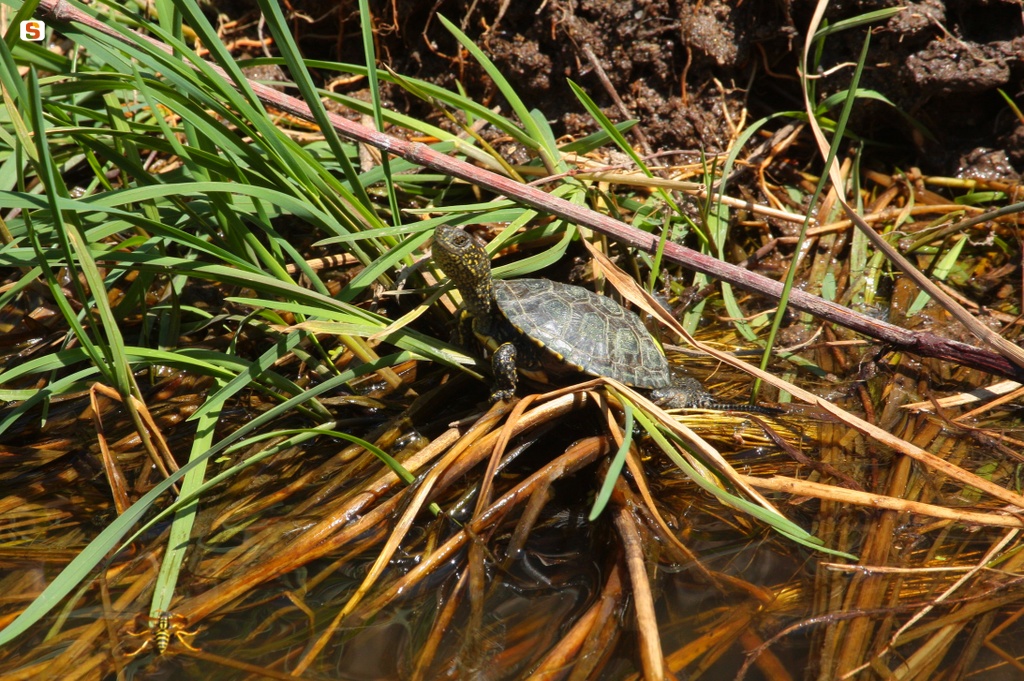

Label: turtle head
[433,225,495,318]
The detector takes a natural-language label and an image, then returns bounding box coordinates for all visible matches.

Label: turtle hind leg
[651,377,780,414]
[489,342,518,402]
[650,377,716,409]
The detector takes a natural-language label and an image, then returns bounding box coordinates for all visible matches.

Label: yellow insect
[123,611,200,656]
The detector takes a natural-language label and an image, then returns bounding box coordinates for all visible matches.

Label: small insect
[122,611,201,657]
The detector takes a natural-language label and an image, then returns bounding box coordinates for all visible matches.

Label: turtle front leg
[490,342,518,402]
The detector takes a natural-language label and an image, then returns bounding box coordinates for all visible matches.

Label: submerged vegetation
[1,0,1023,679]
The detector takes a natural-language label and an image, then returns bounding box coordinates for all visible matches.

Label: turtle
[432,225,775,413]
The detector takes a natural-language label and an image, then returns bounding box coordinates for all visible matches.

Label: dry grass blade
[530,563,624,680]
[567,168,807,225]
[177,649,307,679]
[830,564,1024,679]
[613,498,664,681]
[410,570,472,681]
[89,386,132,515]
[902,380,1023,411]
[659,601,766,678]
[88,383,181,502]
[473,392,547,518]
[744,476,1024,529]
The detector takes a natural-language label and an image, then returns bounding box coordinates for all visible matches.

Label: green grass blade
[907,236,968,315]
[567,79,684,224]
[813,7,906,40]
[589,395,633,520]
[436,14,558,171]
[150,378,224,615]
[358,0,400,224]
[757,29,872,396]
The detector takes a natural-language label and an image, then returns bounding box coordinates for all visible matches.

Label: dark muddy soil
[279,0,1024,179]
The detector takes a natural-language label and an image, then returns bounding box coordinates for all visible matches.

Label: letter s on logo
[20,20,46,42]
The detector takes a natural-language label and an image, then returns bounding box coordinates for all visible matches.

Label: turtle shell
[493,279,673,390]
